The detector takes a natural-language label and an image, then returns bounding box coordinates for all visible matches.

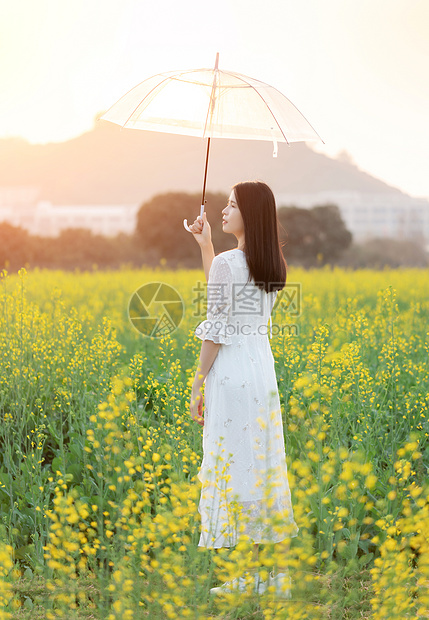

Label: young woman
[188,181,298,596]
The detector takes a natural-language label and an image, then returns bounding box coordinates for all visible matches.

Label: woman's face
[222,190,244,238]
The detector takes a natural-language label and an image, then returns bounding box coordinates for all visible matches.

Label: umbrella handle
[183,204,205,233]
[184,136,211,232]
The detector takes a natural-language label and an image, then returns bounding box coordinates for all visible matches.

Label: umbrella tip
[214,52,219,70]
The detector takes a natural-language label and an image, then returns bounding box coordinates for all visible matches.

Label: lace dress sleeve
[194,255,233,345]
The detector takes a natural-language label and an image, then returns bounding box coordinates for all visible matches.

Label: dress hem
[197,528,300,549]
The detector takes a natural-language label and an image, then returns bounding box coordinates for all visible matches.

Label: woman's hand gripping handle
[186,212,211,247]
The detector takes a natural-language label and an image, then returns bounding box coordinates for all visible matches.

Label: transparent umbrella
[101,53,323,231]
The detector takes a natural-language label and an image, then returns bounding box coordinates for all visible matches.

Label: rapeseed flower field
[0,265,428,619]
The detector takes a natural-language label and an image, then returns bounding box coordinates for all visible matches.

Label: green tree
[277,206,321,267]
[134,191,235,267]
[338,237,429,269]
[0,222,32,271]
[312,203,353,264]
[278,203,352,267]
[48,228,128,270]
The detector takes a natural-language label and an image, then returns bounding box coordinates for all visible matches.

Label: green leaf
[51,456,64,474]
[14,544,35,560]
[358,538,370,553]
[66,463,82,483]
[358,552,374,567]
[24,597,34,609]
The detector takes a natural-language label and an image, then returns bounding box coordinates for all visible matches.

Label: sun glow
[0,0,428,196]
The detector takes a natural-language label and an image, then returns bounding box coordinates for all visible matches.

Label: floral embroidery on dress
[195,248,298,549]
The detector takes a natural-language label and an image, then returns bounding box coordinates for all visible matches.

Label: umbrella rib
[203,56,220,139]
[103,66,223,129]
[116,67,224,129]
[222,70,289,144]
[222,69,324,144]
[119,75,175,128]
[102,71,168,119]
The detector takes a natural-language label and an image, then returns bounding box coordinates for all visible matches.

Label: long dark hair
[233,181,287,293]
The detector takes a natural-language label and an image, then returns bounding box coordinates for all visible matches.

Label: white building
[0,186,39,229]
[31,202,140,237]
[2,186,429,245]
[276,190,429,244]
[0,188,139,237]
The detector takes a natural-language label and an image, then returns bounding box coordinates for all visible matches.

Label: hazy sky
[1,0,428,198]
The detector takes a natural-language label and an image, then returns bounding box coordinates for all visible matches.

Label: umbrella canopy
[102,66,321,144]
[101,54,323,229]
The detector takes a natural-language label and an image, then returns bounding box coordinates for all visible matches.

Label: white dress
[194,248,299,548]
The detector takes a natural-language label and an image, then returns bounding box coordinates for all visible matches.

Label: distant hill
[0,121,404,206]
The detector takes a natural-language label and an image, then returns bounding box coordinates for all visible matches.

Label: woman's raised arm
[188,212,215,282]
